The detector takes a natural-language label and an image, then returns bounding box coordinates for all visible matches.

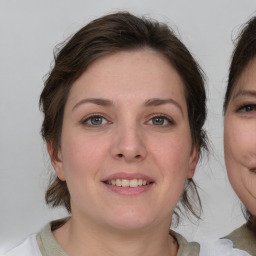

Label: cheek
[225,120,256,168]
[153,136,192,207]
[150,132,192,175]
[61,134,109,178]
[60,135,110,205]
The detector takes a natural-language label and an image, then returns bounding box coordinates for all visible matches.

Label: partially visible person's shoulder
[4,234,42,256]
[222,224,256,256]
[199,224,256,256]
[170,230,200,256]
[199,239,252,256]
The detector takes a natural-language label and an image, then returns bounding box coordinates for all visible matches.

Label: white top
[4,234,42,256]
[199,239,252,256]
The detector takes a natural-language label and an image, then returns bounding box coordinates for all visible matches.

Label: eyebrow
[72,98,113,111]
[232,90,256,100]
[144,98,184,116]
[72,97,184,115]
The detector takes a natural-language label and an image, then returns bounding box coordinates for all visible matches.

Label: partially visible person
[201,16,256,256]
[223,15,256,256]
[4,12,208,256]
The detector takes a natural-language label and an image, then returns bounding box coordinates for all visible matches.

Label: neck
[53,215,178,256]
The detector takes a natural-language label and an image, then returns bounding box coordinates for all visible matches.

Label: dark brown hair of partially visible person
[224,16,256,232]
[39,12,208,224]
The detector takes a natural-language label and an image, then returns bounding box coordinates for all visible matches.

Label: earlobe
[47,141,66,181]
[187,146,199,179]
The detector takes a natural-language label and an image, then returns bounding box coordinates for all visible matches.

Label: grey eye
[90,116,103,125]
[149,116,173,126]
[83,115,108,126]
[152,117,165,125]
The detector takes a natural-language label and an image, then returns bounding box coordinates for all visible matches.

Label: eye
[148,115,174,127]
[82,115,108,127]
[238,104,256,113]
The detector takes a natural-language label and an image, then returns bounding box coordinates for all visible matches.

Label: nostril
[116,153,141,159]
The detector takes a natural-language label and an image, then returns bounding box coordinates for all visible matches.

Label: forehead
[67,49,186,104]
[85,48,176,81]
[232,58,256,95]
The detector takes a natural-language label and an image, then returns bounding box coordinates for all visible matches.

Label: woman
[223,16,256,255]
[5,12,207,256]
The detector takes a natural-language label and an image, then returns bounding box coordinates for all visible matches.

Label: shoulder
[4,218,69,256]
[36,218,69,256]
[170,230,200,256]
[4,234,42,256]
[223,224,256,255]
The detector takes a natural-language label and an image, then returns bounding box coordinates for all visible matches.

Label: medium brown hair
[40,12,207,222]
[224,16,256,230]
[224,16,256,112]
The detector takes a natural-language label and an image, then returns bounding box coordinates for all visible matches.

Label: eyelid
[146,113,175,126]
[81,113,111,126]
[236,104,256,113]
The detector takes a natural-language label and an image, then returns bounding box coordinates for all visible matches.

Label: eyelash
[81,113,174,128]
[81,114,110,127]
[237,104,256,113]
[146,114,174,127]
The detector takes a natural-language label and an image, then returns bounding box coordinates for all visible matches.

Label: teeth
[130,179,138,187]
[122,179,130,187]
[116,179,122,186]
[106,179,151,187]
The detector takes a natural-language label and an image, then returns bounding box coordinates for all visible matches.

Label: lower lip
[103,183,154,195]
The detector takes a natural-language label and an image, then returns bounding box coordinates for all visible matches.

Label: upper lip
[102,172,154,182]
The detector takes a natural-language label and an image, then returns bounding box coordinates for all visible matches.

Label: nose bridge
[112,117,146,161]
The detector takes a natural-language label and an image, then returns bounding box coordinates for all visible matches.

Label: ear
[187,145,199,179]
[47,141,66,181]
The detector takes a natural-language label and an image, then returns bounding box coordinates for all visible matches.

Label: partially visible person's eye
[82,114,109,127]
[147,114,174,127]
[237,104,256,113]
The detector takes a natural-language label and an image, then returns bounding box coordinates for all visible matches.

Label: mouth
[104,179,153,188]
[102,173,154,195]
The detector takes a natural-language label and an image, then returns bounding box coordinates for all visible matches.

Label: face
[224,59,256,216]
[51,49,198,231]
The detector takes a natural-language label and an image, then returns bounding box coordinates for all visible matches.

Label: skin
[224,58,256,217]
[49,49,198,256]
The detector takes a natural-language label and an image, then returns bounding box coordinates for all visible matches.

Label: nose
[111,124,147,162]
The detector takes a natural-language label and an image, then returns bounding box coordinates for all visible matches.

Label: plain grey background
[1,0,256,253]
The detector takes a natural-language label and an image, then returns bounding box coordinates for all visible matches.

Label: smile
[104,179,152,187]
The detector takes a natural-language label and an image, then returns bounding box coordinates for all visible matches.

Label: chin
[105,210,154,231]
